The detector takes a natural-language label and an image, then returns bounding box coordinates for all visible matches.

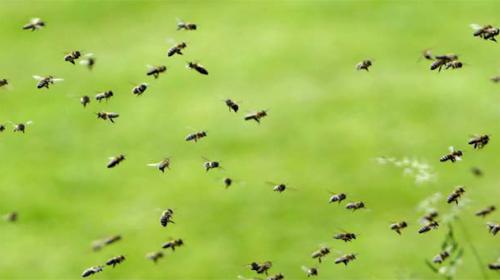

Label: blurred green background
[0,0,499,279]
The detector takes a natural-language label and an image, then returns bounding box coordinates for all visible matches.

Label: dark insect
[146,65,167,79]
[329,193,346,204]
[486,222,499,235]
[267,273,284,280]
[0,124,4,132]
[468,135,490,149]
[162,238,184,251]
[346,201,365,211]
[80,96,90,107]
[475,205,496,218]
[106,255,125,267]
[97,112,119,123]
[147,158,170,173]
[185,131,207,142]
[95,90,113,102]
[356,60,372,71]
[107,154,125,168]
[447,186,465,205]
[93,235,122,251]
[225,99,239,112]
[422,210,439,222]
[168,42,187,57]
[203,159,221,172]
[160,209,174,227]
[0,78,8,87]
[489,262,500,270]
[244,110,267,123]
[432,251,450,264]
[333,231,356,242]
[421,49,433,61]
[471,167,483,177]
[23,18,45,31]
[13,121,33,133]
[33,75,63,89]
[81,266,103,278]
[439,146,463,163]
[390,221,408,235]
[471,24,500,42]
[132,83,148,96]
[248,261,272,275]
[430,54,461,72]
[187,62,208,75]
[4,211,18,222]
[311,246,330,263]
[146,251,164,263]
[80,53,96,70]
[418,221,439,234]
[223,177,232,188]
[177,19,197,30]
[491,76,500,83]
[302,266,318,277]
[64,50,81,65]
[334,254,356,266]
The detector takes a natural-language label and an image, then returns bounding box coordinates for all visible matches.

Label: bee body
[162,238,184,251]
[334,254,356,266]
[432,251,450,264]
[148,158,170,173]
[160,209,174,227]
[132,83,148,96]
[489,262,500,270]
[487,222,500,235]
[97,112,119,123]
[390,221,408,235]
[447,186,465,204]
[185,131,207,142]
[334,232,356,242]
[311,247,330,263]
[249,261,272,275]
[302,266,318,277]
[204,160,220,172]
[81,266,103,278]
[23,18,45,31]
[146,251,164,263]
[267,273,284,280]
[167,42,187,57]
[80,96,90,107]
[107,154,125,168]
[177,21,197,30]
[4,211,18,222]
[273,184,287,193]
[0,78,8,87]
[146,65,167,78]
[224,177,232,188]
[225,99,239,112]
[64,51,81,64]
[468,135,490,149]
[329,193,346,203]
[33,75,63,89]
[0,124,5,132]
[476,206,496,218]
[356,60,372,71]
[187,62,208,75]
[472,24,500,42]
[244,110,267,123]
[440,149,463,163]
[95,91,113,102]
[346,201,365,211]
[106,255,125,267]
[418,221,439,234]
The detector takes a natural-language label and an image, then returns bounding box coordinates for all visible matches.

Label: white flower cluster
[375,156,436,184]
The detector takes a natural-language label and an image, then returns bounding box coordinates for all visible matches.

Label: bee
[421,49,434,61]
[491,76,500,83]
[177,19,197,30]
[203,158,221,172]
[418,221,439,234]
[147,158,171,173]
[160,209,174,227]
[185,131,207,142]
[486,222,500,235]
[423,210,439,222]
[225,99,239,112]
[356,59,372,71]
[146,251,164,263]
[32,75,63,89]
[79,53,96,70]
[132,83,148,96]
[302,266,318,277]
[93,234,122,251]
[329,193,346,204]
[333,231,356,242]
[0,78,8,87]
[80,96,90,107]
[311,246,330,263]
[432,251,450,264]
[389,221,408,235]
[244,110,268,123]
[476,205,496,218]
[81,266,103,278]
[248,261,272,275]
[146,65,167,79]
[162,238,184,251]
[430,54,459,72]
[95,90,113,102]
[447,186,465,204]
[187,62,209,75]
[168,42,187,57]
[471,167,483,177]
[64,51,81,65]
[223,177,232,188]
[23,18,45,31]
[0,124,5,132]
[468,135,490,149]
[107,154,125,168]
[444,60,463,70]
[13,121,33,133]
[345,201,365,211]
[489,262,500,270]
[334,254,357,266]
[266,273,284,280]
[97,112,119,123]
[4,211,18,222]
[471,24,500,42]
[106,255,125,267]
[439,146,463,163]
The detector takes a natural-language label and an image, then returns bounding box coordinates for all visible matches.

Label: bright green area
[0,1,499,279]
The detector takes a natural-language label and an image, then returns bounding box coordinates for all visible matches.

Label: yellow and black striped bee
[106,255,125,267]
[476,205,496,218]
[223,177,232,188]
[185,131,207,142]
[97,112,119,123]
[447,186,465,205]
[487,222,500,235]
[80,95,90,107]
[0,78,8,87]
[23,18,45,31]
[302,266,318,277]
[33,75,63,89]
[248,261,272,275]
[162,238,184,251]
[177,19,197,30]
[81,266,103,278]
[471,24,500,42]
[107,154,125,168]
[389,221,408,235]
[160,209,174,227]
[203,158,221,172]
[187,62,208,75]
[146,65,167,79]
[329,193,346,204]
[468,135,490,149]
[432,250,450,264]
[132,83,148,96]
[334,254,356,266]
[64,50,81,65]
[4,211,18,222]
[225,99,239,113]
[244,110,267,123]
[267,273,284,280]
[346,201,365,211]
[440,146,463,163]
[311,246,330,263]
[356,59,372,71]
[146,251,164,263]
[333,231,356,242]
[147,158,171,173]
[168,42,187,57]
[13,121,33,133]
[95,90,113,102]
[418,221,439,234]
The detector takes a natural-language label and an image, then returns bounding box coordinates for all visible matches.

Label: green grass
[1,0,499,279]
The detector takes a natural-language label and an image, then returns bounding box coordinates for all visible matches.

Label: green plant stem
[456,217,488,280]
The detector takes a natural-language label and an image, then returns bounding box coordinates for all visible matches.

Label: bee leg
[109,118,115,124]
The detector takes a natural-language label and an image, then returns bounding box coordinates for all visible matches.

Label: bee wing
[147,162,160,167]
[176,17,185,24]
[301,266,310,272]
[470,23,482,31]
[25,121,33,125]
[146,64,154,69]
[84,53,94,57]
[448,146,455,153]
[31,18,41,24]
[265,181,277,186]
[52,78,64,83]
[32,75,44,81]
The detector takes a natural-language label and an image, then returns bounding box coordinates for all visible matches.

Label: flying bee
[225,99,239,112]
[4,211,18,222]
[13,121,33,133]
[432,250,450,264]
[334,254,357,266]
[447,186,465,204]
[93,234,121,251]
[162,238,184,251]
[95,90,113,102]
[0,78,8,87]
[80,95,90,107]
[107,154,125,168]
[333,231,356,242]
[81,266,103,278]
[491,76,500,83]
[390,221,408,235]
[468,134,490,149]
[244,110,268,123]
[32,75,63,89]
[439,146,463,163]
[79,53,95,70]
[430,54,458,72]
[97,112,119,123]
[476,205,496,218]
[471,24,500,42]
[0,124,5,132]
[132,83,148,96]
[187,62,209,75]
[167,42,187,57]
[346,201,365,211]
[147,158,171,173]
[302,266,318,277]
[422,210,439,222]
[64,50,81,65]
[160,209,174,227]
[266,182,293,193]
[487,222,500,235]
[177,19,197,30]
[311,246,330,263]
[23,18,45,31]
[489,262,500,270]
[185,131,207,142]
[418,221,439,234]
[356,59,372,71]
[329,193,346,204]
[146,65,167,79]
[266,273,284,280]
[103,235,122,246]
[203,158,221,172]
[444,60,463,70]
[248,261,272,275]
[106,255,125,267]
[146,251,164,263]
[471,166,483,177]
[223,177,232,188]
